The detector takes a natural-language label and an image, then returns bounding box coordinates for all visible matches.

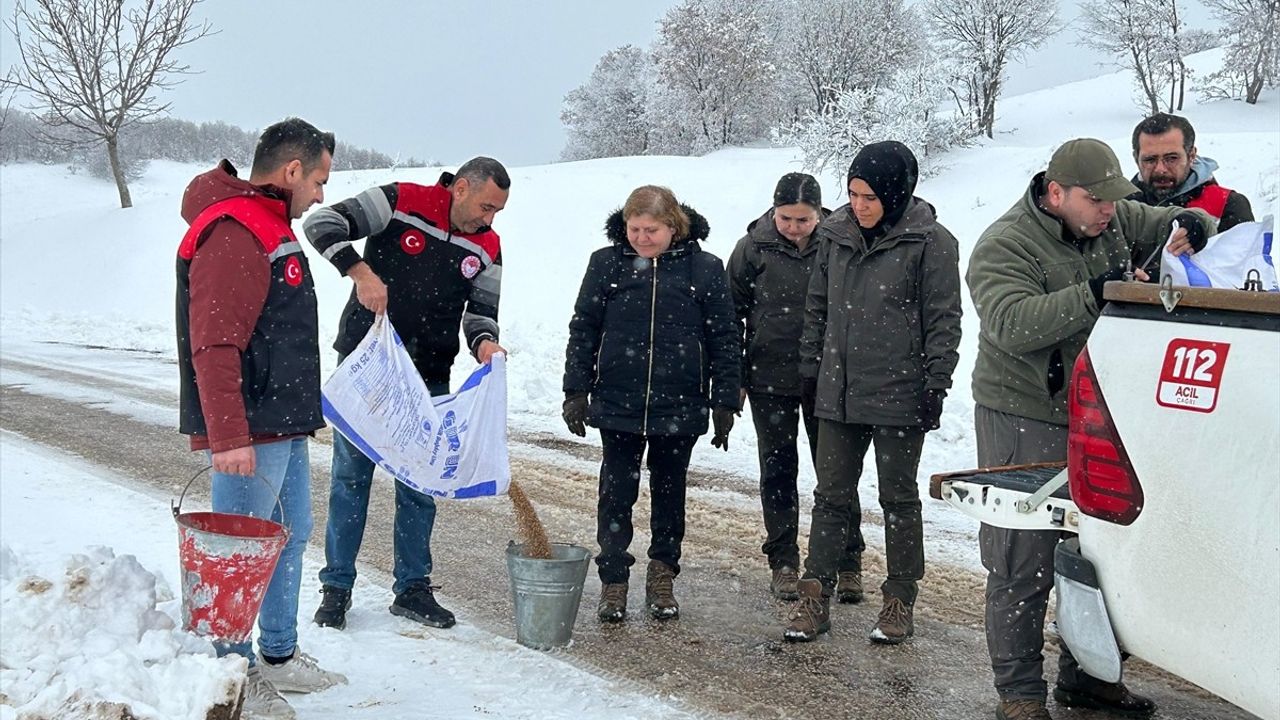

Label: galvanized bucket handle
[172,465,287,526]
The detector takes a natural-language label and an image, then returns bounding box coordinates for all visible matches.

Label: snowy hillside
[0,48,1276,720]
[2,49,1275,507]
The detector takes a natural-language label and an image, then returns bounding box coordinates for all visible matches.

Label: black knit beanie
[846,141,919,229]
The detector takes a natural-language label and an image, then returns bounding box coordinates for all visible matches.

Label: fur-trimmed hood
[603,204,711,248]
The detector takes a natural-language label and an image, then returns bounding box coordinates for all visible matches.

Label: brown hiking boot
[597,582,628,622]
[836,570,864,604]
[783,578,830,642]
[770,565,800,600]
[645,560,679,619]
[869,593,914,644]
[995,699,1054,720]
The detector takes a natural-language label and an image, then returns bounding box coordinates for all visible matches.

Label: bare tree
[0,73,16,137]
[1078,0,1169,113]
[1202,0,1279,104]
[5,0,213,208]
[925,0,1058,139]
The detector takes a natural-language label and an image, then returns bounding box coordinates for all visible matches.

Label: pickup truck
[933,278,1280,720]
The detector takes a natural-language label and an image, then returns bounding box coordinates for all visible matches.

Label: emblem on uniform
[460,255,481,279]
[284,256,303,286]
[400,230,426,255]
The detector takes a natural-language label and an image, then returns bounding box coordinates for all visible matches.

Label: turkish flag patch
[400,230,426,255]
[283,256,303,286]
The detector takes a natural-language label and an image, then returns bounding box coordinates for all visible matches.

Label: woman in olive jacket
[727,173,864,604]
[562,185,740,623]
[784,142,962,645]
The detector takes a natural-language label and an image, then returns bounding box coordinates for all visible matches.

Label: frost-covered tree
[648,0,780,154]
[1201,0,1279,104]
[560,45,652,161]
[4,0,213,208]
[925,0,1058,138]
[1077,0,1197,114]
[776,63,970,177]
[767,0,924,114]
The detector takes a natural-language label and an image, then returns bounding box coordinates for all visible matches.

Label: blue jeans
[209,437,313,664]
[319,378,448,596]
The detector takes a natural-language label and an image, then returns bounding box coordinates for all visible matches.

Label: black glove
[800,377,817,419]
[919,388,945,431]
[711,407,735,450]
[1173,211,1208,253]
[1087,266,1128,309]
[562,393,588,437]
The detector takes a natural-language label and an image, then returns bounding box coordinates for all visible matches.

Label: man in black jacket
[304,157,510,631]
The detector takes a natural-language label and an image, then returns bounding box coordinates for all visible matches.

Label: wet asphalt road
[0,355,1256,720]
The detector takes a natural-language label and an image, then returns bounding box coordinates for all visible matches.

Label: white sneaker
[255,648,348,694]
[242,666,297,720]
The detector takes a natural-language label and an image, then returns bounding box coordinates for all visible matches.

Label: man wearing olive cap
[966,138,1215,720]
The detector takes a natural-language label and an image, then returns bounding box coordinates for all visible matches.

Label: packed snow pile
[0,545,246,720]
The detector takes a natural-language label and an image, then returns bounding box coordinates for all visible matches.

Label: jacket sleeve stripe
[302,207,349,253]
[321,240,353,260]
[353,187,393,236]
[463,311,499,338]
[267,241,304,263]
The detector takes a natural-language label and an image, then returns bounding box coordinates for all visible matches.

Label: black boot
[390,582,456,628]
[1053,680,1155,717]
[313,585,352,630]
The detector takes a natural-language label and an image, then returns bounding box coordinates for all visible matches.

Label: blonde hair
[622,185,690,240]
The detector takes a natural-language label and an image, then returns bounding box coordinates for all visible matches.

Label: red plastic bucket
[172,468,289,643]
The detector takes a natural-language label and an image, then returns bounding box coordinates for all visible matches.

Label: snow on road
[0,431,699,720]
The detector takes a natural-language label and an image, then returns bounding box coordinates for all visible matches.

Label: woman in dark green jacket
[784,142,962,645]
[728,174,863,604]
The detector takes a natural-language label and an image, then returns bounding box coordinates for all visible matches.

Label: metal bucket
[173,468,288,643]
[505,542,592,650]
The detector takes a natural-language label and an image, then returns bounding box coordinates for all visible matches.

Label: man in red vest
[1129,113,1254,232]
[177,117,346,720]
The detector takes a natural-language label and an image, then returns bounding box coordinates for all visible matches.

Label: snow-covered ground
[0,431,699,720]
[0,49,1276,717]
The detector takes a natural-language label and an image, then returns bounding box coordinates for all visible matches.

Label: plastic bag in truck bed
[320,316,511,499]
[1162,215,1278,291]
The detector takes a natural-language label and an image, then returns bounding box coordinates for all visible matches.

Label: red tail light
[1069,347,1144,525]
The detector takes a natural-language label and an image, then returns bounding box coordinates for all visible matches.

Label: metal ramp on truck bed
[929,462,1078,532]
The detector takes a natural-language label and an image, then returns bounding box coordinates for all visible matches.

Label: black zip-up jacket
[563,206,740,436]
[727,207,828,398]
[304,174,501,386]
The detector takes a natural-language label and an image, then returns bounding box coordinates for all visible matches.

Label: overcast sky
[0,0,1218,167]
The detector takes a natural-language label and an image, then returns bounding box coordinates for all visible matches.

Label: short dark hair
[773,172,822,209]
[252,117,335,175]
[455,156,511,191]
[1132,113,1195,155]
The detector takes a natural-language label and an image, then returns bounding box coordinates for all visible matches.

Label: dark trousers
[595,429,698,584]
[803,420,926,604]
[975,404,1090,702]
[750,392,862,571]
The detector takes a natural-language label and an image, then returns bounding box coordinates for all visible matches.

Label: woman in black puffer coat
[562,185,740,623]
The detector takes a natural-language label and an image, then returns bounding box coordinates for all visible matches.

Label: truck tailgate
[1083,303,1280,719]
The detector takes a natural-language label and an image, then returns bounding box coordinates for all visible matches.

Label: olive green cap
[1045,138,1140,201]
